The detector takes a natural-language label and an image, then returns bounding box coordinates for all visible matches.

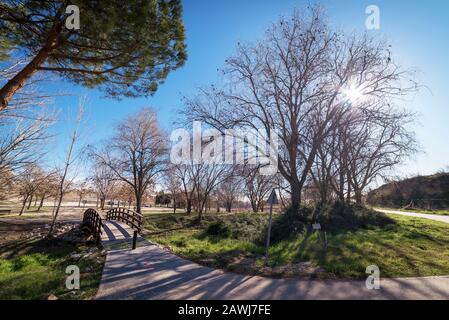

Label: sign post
[265,189,278,261]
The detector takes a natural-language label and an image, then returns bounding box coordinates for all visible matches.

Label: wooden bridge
[81,207,146,250]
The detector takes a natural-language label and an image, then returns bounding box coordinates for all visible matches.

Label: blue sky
[44,0,449,180]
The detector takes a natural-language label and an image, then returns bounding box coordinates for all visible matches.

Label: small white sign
[312,223,321,230]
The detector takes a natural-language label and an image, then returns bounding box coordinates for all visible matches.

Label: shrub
[200,214,268,242]
[227,214,267,242]
[261,206,310,243]
[317,201,394,233]
[203,221,232,238]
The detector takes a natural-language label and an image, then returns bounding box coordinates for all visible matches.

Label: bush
[317,202,394,233]
[259,203,394,243]
[262,206,310,243]
[203,221,232,238]
[201,214,268,241]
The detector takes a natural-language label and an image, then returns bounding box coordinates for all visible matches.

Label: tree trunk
[338,168,345,202]
[27,194,33,209]
[19,196,28,215]
[186,198,192,214]
[198,199,207,222]
[0,21,63,111]
[34,197,38,206]
[173,198,176,214]
[78,196,82,207]
[51,187,64,231]
[290,183,301,211]
[251,201,258,213]
[37,194,45,212]
[135,193,142,214]
[355,190,363,205]
[49,101,82,236]
[346,174,351,204]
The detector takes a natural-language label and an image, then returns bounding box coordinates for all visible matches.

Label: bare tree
[16,164,49,215]
[164,166,182,214]
[114,182,135,209]
[0,167,13,199]
[49,101,84,235]
[242,168,275,213]
[0,64,55,180]
[90,161,116,210]
[174,163,196,214]
[183,7,417,213]
[35,171,58,212]
[343,106,416,204]
[193,162,233,220]
[216,175,242,213]
[91,108,167,214]
[75,178,89,207]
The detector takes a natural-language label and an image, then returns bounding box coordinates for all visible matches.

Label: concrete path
[96,244,449,300]
[375,208,449,224]
[95,213,449,300]
[100,220,148,251]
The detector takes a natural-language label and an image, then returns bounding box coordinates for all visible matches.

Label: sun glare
[343,84,364,103]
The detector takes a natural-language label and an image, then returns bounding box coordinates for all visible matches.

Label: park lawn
[152,228,264,260]
[0,238,105,300]
[147,213,449,279]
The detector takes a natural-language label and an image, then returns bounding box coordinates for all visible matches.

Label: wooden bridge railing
[106,207,143,233]
[82,208,103,245]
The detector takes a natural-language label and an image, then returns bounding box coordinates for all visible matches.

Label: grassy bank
[145,210,449,279]
[0,225,105,300]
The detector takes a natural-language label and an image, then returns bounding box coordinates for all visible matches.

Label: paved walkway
[96,244,449,300]
[375,208,449,224]
[95,214,449,300]
[100,220,148,251]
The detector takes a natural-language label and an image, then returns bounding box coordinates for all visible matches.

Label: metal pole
[132,230,138,250]
[265,202,274,261]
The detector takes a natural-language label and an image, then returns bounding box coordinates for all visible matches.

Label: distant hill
[367,172,449,209]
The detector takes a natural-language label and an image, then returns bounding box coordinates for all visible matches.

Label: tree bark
[37,194,45,211]
[290,183,301,211]
[0,21,63,111]
[27,194,33,209]
[346,173,351,204]
[19,196,28,215]
[186,198,192,214]
[173,198,176,214]
[355,190,363,205]
[251,201,258,213]
[135,193,142,214]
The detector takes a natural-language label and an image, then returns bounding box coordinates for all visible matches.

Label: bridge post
[132,230,138,250]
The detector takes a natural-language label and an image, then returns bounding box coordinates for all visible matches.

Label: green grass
[146,212,449,279]
[269,214,449,278]
[152,228,264,260]
[0,239,105,300]
[374,207,449,216]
